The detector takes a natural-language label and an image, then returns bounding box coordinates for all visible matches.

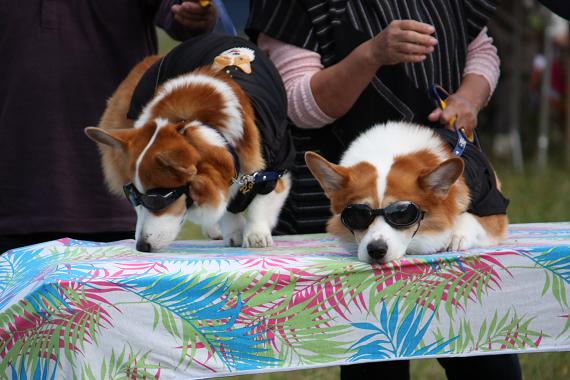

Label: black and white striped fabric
[247,0,496,94]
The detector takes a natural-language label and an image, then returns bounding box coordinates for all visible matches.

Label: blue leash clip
[453,130,468,156]
[428,84,474,157]
[212,0,237,36]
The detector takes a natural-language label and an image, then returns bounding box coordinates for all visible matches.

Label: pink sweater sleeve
[257,33,334,129]
[463,27,501,98]
[258,28,500,129]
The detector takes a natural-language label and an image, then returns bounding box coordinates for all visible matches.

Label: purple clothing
[0,0,198,234]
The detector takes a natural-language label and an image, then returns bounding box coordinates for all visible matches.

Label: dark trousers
[0,231,134,254]
[341,354,522,380]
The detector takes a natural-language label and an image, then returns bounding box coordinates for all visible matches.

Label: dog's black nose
[136,240,152,252]
[367,240,388,260]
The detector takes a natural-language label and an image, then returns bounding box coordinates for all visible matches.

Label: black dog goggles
[123,183,192,212]
[341,202,424,231]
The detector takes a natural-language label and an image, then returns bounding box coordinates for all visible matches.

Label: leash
[213,0,237,36]
[200,0,237,36]
[428,84,481,156]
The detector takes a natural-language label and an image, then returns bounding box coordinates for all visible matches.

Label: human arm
[259,21,437,128]
[428,27,500,136]
[310,20,437,119]
[155,0,217,41]
[257,34,334,129]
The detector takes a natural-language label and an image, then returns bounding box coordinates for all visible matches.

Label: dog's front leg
[220,211,246,247]
[242,173,291,248]
[201,223,223,240]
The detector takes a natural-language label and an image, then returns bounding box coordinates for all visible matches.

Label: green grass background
[159,30,570,380]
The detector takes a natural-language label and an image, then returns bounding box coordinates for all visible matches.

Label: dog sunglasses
[341,202,424,231]
[123,183,193,212]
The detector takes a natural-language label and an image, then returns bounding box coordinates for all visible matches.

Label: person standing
[0,1,217,253]
[247,0,505,234]
[246,1,520,379]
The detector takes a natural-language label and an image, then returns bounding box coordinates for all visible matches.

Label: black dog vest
[127,33,295,213]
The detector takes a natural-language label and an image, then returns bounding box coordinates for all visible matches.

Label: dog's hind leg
[476,213,508,245]
[242,173,292,248]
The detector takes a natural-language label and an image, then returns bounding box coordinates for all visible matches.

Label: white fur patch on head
[340,122,449,201]
[134,118,168,189]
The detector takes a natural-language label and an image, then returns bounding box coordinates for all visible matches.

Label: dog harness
[127,33,294,214]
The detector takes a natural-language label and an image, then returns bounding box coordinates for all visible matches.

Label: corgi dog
[84,34,292,252]
[305,122,509,264]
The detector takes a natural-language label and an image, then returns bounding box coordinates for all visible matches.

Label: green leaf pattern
[0,224,569,378]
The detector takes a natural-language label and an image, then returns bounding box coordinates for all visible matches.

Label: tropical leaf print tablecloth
[1,223,569,379]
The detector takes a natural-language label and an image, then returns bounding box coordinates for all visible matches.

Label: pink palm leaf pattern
[0,223,569,378]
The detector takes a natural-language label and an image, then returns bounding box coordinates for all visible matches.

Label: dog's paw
[447,213,485,251]
[201,223,222,240]
[242,224,273,248]
[448,232,475,251]
[220,213,245,247]
[224,229,243,247]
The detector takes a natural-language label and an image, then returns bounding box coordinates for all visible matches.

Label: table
[1,223,569,379]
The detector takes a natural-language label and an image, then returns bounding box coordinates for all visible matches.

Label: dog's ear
[84,127,136,150]
[418,157,464,198]
[156,152,197,179]
[305,151,349,196]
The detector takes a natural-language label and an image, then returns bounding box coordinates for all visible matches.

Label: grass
[494,164,570,223]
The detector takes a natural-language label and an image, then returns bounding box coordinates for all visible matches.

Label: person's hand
[367,20,438,66]
[171,0,217,32]
[428,93,479,136]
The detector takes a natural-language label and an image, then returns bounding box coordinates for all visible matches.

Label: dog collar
[225,142,241,182]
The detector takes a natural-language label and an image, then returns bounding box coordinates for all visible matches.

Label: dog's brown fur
[88,58,272,200]
[95,56,161,195]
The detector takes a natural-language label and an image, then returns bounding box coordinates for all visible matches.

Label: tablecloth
[1,223,569,379]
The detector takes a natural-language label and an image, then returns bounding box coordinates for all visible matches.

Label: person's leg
[437,354,522,380]
[341,360,410,380]
[0,231,133,254]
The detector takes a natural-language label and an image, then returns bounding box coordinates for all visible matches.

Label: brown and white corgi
[305,122,508,264]
[85,34,292,252]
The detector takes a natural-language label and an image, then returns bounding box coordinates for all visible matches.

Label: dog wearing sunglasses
[84,34,293,252]
[305,121,509,264]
